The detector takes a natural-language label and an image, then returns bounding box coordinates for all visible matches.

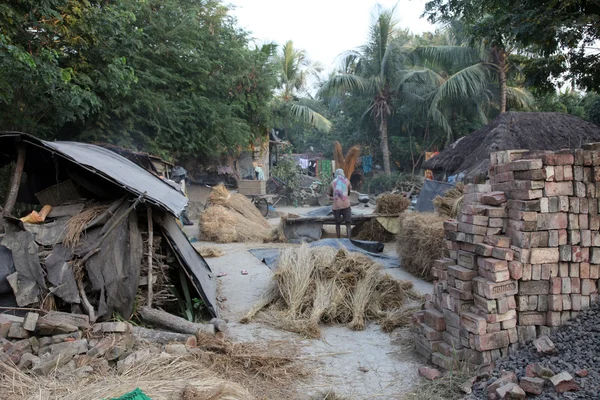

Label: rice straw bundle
[241,245,421,336]
[208,184,270,229]
[63,204,110,247]
[353,194,409,242]
[396,212,446,281]
[433,183,465,218]
[200,205,271,244]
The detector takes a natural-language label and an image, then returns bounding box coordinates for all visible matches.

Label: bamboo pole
[147,206,154,308]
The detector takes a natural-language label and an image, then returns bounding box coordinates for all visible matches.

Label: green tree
[273,40,331,139]
[423,0,600,92]
[321,5,411,175]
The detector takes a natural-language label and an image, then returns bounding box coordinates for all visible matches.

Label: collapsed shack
[0,132,217,324]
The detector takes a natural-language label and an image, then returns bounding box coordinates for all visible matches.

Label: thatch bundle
[198,246,224,258]
[433,183,465,218]
[199,185,271,243]
[396,213,446,281]
[241,245,422,337]
[353,194,409,242]
[333,141,361,178]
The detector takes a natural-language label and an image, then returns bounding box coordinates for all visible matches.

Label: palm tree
[406,27,533,144]
[320,5,410,175]
[276,40,331,138]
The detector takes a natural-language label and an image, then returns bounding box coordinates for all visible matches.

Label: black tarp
[415,180,455,212]
[45,245,80,304]
[0,245,15,294]
[248,239,400,271]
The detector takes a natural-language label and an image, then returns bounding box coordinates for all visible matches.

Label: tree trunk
[3,142,26,216]
[379,116,391,175]
[498,51,507,113]
[138,306,215,335]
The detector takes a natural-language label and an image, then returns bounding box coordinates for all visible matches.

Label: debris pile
[241,245,423,337]
[470,301,600,399]
[396,212,447,281]
[353,193,409,242]
[0,311,303,399]
[199,184,271,243]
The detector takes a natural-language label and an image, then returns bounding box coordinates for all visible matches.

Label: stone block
[22,313,39,332]
[8,323,29,339]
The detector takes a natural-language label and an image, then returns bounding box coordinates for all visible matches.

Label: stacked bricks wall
[414,145,600,371]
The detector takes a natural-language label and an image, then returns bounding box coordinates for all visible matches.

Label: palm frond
[290,103,332,132]
[431,63,489,107]
[506,86,534,110]
[415,45,481,70]
[318,74,368,97]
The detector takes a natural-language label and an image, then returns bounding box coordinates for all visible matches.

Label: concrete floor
[187,206,433,399]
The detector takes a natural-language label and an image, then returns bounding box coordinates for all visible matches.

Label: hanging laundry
[362,155,373,173]
[299,158,309,169]
[318,159,333,180]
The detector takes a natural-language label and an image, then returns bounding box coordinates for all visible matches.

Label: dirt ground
[185,207,432,399]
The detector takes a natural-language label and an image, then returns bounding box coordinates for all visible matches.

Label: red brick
[519,311,546,326]
[510,159,543,171]
[507,219,537,232]
[495,171,515,183]
[479,268,511,283]
[419,366,442,380]
[458,222,488,235]
[461,204,487,215]
[474,277,519,299]
[460,242,476,252]
[508,261,523,280]
[591,264,600,279]
[487,227,503,236]
[520,377,545,395]
[424,309,446,331]
[564,165,574,180]
[510,189,543,200]
[507,199,541,211]
[461,312,487,335]
[484,236,512,248]
[459,214,489,226]
[545,181,574,196]
[569,197,580,213]
[443,220,459,231]
[569,230,581,245]
[572,246,583,262]
[581,230,592,247]
[447,265,478,280]
[478,257,508,272]
[536,212,568,230]
[580,262,590,279]
[548,295,563,311]
[508,209,538,221]
[580,214,589,229]
[492,247,514,261]
[481,191,507,206]
[591,217,600,232]
[550,277,562,294]
[475,243,494,256]
[457,251,477,268]
[544,153,575,166]
[568,214,580,230]
[514,169,547,180]
[571,278,581,294]
[560,245,572,262]
[530,248,560,264]
[547,311,561,326]
[575,181,587,197]
[474,331,510,351]
[448,286,474,300]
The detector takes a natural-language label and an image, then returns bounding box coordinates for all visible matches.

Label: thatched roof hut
[424,112,600,182]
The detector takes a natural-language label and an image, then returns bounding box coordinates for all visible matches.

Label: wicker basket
[237,179,266,196]
[35,180,80,206]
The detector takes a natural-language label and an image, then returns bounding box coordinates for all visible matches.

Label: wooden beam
[147,206,154,308]
[285,213,400,224]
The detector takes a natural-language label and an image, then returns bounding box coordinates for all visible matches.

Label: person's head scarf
[335,168,345,178]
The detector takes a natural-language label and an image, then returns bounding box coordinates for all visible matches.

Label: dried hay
[63,204,109,247]
[241,245,422,337]
[380,305,423,333]
[0,353,253,400]
[433,183,465,218]
[200,205,271,243]
[353,194,409,242]
[199,246,224,258]
[396,213,446,281]
[208,184,269,229]
[375,193,410,214]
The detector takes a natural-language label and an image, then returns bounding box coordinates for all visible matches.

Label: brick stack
[415,144,600,371]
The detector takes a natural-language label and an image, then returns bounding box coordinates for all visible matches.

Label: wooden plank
[285,213,400,224]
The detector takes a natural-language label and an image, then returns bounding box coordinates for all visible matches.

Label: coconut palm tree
[320,5,411,175]
[276,40,331,138]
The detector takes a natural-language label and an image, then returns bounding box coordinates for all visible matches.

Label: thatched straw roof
[424,112,600,180]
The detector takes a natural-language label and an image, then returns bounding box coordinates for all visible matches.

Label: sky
[227,0,438,71]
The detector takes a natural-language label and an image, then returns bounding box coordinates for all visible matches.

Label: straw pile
[200,185,271,243]
[433,183,465,218]
[241,245,423,337]
[353,194,409,242]
[199,246,224,258]
[63,204,109,247]
[1,334,307,400]
[396,213,446,281]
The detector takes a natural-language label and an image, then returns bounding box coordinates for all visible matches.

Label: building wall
[415,147,600,371]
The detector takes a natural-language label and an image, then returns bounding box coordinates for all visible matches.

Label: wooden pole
[3,142,26,217]
[147,206,154,308]
[138,306,215,335]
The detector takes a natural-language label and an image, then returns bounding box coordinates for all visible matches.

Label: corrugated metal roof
[1,132,187,216]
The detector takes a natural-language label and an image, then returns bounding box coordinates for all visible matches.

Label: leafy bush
[363,172,423,194]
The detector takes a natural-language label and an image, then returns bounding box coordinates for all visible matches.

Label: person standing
[329,168,352,239]
[253,162,265,180]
